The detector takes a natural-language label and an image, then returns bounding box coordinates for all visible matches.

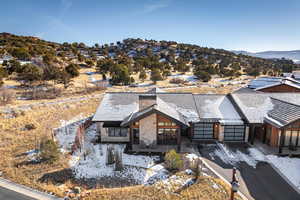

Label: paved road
[199,142,300,200]
[0,186,35,200]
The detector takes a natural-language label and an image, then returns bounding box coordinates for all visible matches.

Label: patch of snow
[54,114,90,152]
[67,123,168,185]
[210,143,300,190]
[168,74,198,83]
[211,144,264,168]
[202,96,242,124]
[168,103,199,122]
[266,155,300,189]
[186,153,199,161]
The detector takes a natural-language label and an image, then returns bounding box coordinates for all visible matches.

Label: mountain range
[232,50,300,64]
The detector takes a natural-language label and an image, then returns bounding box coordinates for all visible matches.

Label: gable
[257,83,300,93]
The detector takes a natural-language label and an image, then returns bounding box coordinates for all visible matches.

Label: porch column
[245,126,250,142]
[129,125,133,150]
[218,125,224,142]
[177,128,181,152]
[279,129,285,154]
[250,125,255,145]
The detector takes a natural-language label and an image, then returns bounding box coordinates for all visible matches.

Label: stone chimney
[139,94,157,110]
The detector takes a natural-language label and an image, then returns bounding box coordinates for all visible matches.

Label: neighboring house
[249,77,300,93]
[255,78,300,93]
[292,71,300,81]
[231,89,300,154]
[92,88,300,154]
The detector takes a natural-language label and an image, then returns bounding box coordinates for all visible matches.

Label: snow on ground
[211,143,265,168]
[210,143,300,189]
[168,74,198,83]
[266,155,300,189]
[155,170,195,192]
[54,114,90,152]
[56,121,169,185]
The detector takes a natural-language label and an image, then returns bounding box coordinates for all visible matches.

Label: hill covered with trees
[0,32,299,86]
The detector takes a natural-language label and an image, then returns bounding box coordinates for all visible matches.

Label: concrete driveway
[198,142,300,200]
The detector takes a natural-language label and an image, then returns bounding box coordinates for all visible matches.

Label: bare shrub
[25,123,36,130]
[0,87,15,105]
[169,78,187,84]
[190,158,202,180]
[106,145,115,165]
[24,86,62,100]
[114,149,123,171]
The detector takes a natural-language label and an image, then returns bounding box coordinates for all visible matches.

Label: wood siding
[257,84,300,93]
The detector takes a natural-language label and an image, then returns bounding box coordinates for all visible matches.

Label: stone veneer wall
[139,113,157,147]
[139,97,156,110]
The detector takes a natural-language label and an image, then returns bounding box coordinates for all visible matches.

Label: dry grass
[0,94,101,197]
[86,177,242,200]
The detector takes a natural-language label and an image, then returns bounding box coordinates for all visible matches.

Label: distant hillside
[233,50,300,64]
[1,33,299,87]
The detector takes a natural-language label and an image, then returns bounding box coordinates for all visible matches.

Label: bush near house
[165,149,183,171]
[39,139,60,164]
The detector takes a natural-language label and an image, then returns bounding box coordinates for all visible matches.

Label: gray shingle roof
[265,98,300,128]
[231,90,300,123]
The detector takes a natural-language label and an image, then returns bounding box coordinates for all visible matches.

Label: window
[157,121,177,127]
[133,128,139,144]
[158,122,165,126]
[157,128,178,145]
[284,130,300,147]
[107,127,128,137]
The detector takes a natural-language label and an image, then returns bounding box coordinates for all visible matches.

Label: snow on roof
[158,93,200,122]
[193,95,243,124]
[231,93,274,123]
[121,97,189,127]
[92,93,139,121]
[255,79,300,91]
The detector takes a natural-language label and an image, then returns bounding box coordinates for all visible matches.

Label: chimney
[139,94,157,110]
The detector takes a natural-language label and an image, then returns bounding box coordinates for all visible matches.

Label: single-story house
[255,78,300,93]
[92,88,300,154]
[230,89,300,154]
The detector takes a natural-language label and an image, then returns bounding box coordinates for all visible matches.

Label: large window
[284,130,300,147]
[157,128,177,145]
[107,127,128,137]
[133,128,139,144]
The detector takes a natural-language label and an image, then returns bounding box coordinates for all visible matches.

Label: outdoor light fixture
[230,167,239,200]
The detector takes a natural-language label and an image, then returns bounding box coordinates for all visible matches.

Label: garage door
[224,125,245,141]
[193,123,214,140]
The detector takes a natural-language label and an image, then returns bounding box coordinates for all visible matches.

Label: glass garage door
[224,125,245,141]
[193,123,214,140]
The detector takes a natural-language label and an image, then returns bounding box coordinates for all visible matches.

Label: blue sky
[1,0,300,52]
